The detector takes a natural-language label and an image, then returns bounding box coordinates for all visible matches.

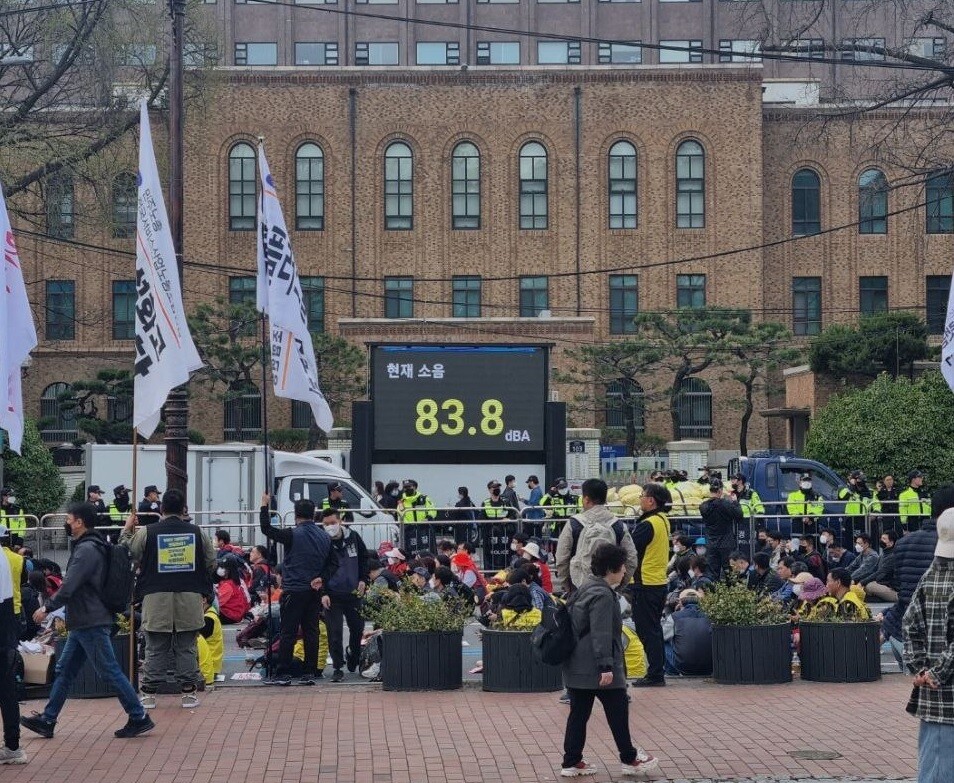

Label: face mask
[510,542,519,552]
[800,482,812,490]
[390,489,400,497]
[325,524,343,539]
[793,585,804,597]
[216,567,226,577]
[820,534,829,545]
[558,488,569,496]
[695,546,706,555]
[855,543,863,553]
[6,496,16,505]
[673,545,684,553]
[404,488,414,496]
[790,538,801,550]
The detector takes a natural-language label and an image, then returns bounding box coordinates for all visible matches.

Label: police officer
[0,489,26,548]
[482,481,513,572]
[398,479,436,553]
[138,485,161,522]
[86,485,108,521]
[786,473,824,539]
[541,478,580,532]
[108,485,132,523]
[898,470,931,532]
[320,482,352,523]
[697,466,711,486]
[837,470,877,539]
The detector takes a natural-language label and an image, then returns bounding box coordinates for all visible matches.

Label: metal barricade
[4,513,40,555]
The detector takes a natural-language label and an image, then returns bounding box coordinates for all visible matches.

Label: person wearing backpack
[555,479,638,596]
[20,503,154,741]
[120,489,216,709]
[559,543,658,778]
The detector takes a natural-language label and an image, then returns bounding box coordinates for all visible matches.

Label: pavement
[7,674,918,783]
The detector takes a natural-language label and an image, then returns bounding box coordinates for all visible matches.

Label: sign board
[568,440,586,454]
[371,346,547,452]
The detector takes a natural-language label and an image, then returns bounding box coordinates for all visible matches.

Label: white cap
[936,508,954,559]
[522,541,541,560]
[384,548,406,562]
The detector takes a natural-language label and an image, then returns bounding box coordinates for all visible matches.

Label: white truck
[83,443,397,550]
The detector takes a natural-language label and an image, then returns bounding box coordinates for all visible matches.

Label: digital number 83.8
[415,398,504,436]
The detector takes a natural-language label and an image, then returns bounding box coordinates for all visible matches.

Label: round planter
[482,629,562,693]
[53,634,137,698]
[799,621,882,683]
[381,631,462,691]
[711,623,792,685]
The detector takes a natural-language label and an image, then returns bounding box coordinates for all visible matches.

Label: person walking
[902,506,954,783]
[627,482,673,688]
[21,503,153,739]
[321,508,368,682]
[120,488,216,708]
[260,493,337,686]
[0,547,25,764]
[559,542,658,778]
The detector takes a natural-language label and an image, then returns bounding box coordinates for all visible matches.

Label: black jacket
[699,497,743,547]
[882,520,938,640]
[671,603,713,676]
[862,547,898,590]
[46,531,114,631]
[749,568,783,595]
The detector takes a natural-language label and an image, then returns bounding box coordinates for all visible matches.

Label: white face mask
[790,538,801,550]
[855,543,864,553]
[510,542,519,552]
[695,546,706,555]
[820,534,830,545]
[216,567,226,578]
[673,545,684,553]
[325,524,343,539]
[558,487,569,496]
[800,482,812,491]
[793,584,804,597]
[390,489,400,497]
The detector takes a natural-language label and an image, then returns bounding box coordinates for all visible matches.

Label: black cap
[87,485,102,494]
[144,485,159,495]
[555,478,568,489]
[402,479,417,488]
[328,481,343,492]
[488,480,501,489]
[0,487,11,496]
[908,470,924,481]
[849,470,865,480]
[113,485,128,496]
[800,474,812,482]
[709,479,723,492]
[732,473,747,483]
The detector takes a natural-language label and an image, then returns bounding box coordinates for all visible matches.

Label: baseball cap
[732,473,746,483]
[555,478,568,489]
[936,508,954,559]
[412,567,429,578]
[709,479,723,492]
[87,485,102,494]
[488,480,501,489]
[144,485,159,495]
[328,481,343,492]
[113,485,128,496]
[908,470,924,481]
[0,488,12,497]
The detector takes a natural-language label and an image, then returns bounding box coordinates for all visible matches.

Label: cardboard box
[21,649,54,685]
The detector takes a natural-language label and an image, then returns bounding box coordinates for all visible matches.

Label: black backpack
[99,540,136,614]
[531,599,587,666]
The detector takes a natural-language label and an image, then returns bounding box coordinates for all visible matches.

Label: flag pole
[129,428,139,683]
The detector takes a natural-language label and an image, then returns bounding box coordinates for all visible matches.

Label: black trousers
[563,687,637,768]
[278,590,321,676]
[707,545,732,581]
[325,593,364,671]
[0,649,20,751]
[629,585,667,681]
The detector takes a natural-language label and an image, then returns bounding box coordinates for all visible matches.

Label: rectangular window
[609,275,638,334]
[906,37,946,59]
[452,276,481,318]
[476,41,520,64]
[927,276,951,335]
[123,44,157,66]
[538,0,580,4]
[417,0,457,3]
[294,42,338,65]
[294,0,338,4]
[793,38,825,59]
[385,277,414,318]
[234,42,278,65]
[926,174,954,234]
[519,276,549,317]
[291,400,312,429]
[355,41,399,65]
[537,40,581,65]
[355,0,397,3]
[659,40,703,64]
[792,277,822,336]
[859,276,888,316]
[840,38,885,61]
[300,276,325,333]
[46,280,75,340]
[416,42,460,65]
[229,276,258,336]
[676,274,706,309]
[718,39,761,62]
[476,0,519,4]
[112,280,136,340]
[598,42,642,64]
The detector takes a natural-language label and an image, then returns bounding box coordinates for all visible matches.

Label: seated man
[749,552,783,595]
[861,530,899,603]
[766,532,787,569]
[664,589,712,677]
[814,568,872,620]
[688,555,713,592]
[826,539,856,570]
[728,551,753,584]
[770,557,797,603]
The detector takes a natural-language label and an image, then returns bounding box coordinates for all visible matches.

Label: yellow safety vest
[637,511,671,587]
[107,503,125,522]
[786,490,824,518]
[2,548,23,614]
[0,507,27,535]
[482,499,509,519]
[898,487,931,526]
[541,493,581,519]
[399,492,436,523]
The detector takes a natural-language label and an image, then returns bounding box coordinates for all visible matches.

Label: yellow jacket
[203,608,224,676]
[294,620,329,668]
[499,608,542,628]
[197,635,214,685]
[2,548,23,614]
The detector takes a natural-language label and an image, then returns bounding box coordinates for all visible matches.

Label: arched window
[295,143,324,231]
[111,172,137,238]
[46,173,75,239]
[675,377,712,439]
[229,143,256,230]
[451,141,481,230]
[675,140,705,228]
[223,381,262,441]
[859,168,888,234]
[384,142,413,230]
[605,379,645,434]
[519,141,548,230]
[608,140,637,229]
[40,382,77,444]
[792,168,821,236]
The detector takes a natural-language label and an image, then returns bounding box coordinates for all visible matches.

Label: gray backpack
[568,515,626,590]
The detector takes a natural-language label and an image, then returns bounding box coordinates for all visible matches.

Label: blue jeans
[889,635,905,672]
[918,720,954,783]
[43,626,144,723]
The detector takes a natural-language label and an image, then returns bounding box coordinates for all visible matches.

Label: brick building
[14,65,954,453]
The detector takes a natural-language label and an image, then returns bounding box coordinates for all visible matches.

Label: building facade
[14,65,954,453]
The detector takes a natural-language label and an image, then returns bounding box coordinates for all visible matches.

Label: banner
[942,269,954,393]
[0,183,38,453]
[133,99,202,439]
[256,144,333,432]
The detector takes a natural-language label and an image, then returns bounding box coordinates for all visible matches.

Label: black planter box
[381,631,462,691]
[482,629,562,693]
[800,621,882,683]
[711,623,792,685]
[53,634,137,698]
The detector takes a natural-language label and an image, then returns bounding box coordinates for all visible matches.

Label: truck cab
[728,452,848,534]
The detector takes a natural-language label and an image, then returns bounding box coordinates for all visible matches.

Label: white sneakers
[0,746,28,765]
[181,692,200,709]
[561,750,658,779]
[360,662,381,680]
[140,692,157,710]
[560,762,597,777]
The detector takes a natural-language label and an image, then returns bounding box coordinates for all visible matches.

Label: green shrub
[2,419,66,516]
[699,578,788,627]
[362,584,472,633]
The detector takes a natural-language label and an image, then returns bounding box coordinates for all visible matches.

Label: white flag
[256,144,333,432]
[942,269,954,392]
[0,184,38,453]
[133,99,202,439]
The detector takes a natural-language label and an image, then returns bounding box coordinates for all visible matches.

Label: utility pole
[164,0,189,494]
